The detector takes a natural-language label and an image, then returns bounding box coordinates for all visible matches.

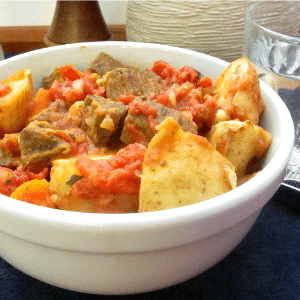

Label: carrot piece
[11,179,55,208]
[28,88,51,119]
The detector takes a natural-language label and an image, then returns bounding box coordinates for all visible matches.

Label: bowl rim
[0,41,294,251]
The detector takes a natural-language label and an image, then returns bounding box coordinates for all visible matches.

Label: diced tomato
[128,101,158,116]
[81,71,106,97]
[118,94,136,105]
[73,144,145,199]
[149,60,209,88]
[59,65,82,81]
[47,71,105,104]
[48,80,64,102]
[0,84,12,97]
[148,92,173,108]
[150,78,217,131]
[64,79,85,103]
[128,101,159,133]
[148,60,177,86]
[110,143,145,169]
[106,167,140,194]
[76,156,113,179]
[195,76,213,88]
[176,66,199,84]
[126,122,150,146]
[152,82,201,110]
[0,166,30,197]
[148,60,170,77]
[183,94,219,130]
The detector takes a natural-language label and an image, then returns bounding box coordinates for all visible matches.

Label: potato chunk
[50,157,95,212]
[50,154,140,213]
[214,57,265,125]
[50,155,115,212]
[139,117,237,212]
[207,120,272,178]
[0,69,34,134]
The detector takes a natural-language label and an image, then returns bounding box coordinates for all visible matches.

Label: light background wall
[0,1,128,26]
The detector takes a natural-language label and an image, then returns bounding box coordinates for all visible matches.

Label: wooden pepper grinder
[44,1,111,46]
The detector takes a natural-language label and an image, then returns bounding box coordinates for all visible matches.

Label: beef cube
[19,121,71,166]
[31,99,70,127]
[83,95,128,146]
[86,52,138,77]
[0,146,19,168]
[121,98,198,144]
[0,133,21,168]
[103,68,164,101]
[42,68,63,89]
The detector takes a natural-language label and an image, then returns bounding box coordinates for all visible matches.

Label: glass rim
[246,1,300,44]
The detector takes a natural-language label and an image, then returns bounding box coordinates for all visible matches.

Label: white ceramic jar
[126,1,257,62]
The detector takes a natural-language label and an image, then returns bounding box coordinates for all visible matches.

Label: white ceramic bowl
[0,42,294,295]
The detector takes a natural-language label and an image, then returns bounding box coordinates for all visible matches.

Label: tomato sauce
[73,144,145,199]
[126,122,150,146]
[148,60,213,89]
[150,80,218,130]
[128,101,159,133]
[0,167,30,196]
[59,65,81,81]
[48,71,105,104]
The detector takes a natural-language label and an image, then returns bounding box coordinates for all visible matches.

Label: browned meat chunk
[86,52,138,77]
[31,99,70,127]
[0,146,19,168]
[42,67,63,89]
[83,95,128,147]
[0,133,21,168]
[121,98,198,145]
[104,68,164,101]
[19,121,71,166]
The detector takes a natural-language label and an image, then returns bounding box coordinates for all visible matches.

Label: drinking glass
[243,1,300,113]
[243,1,300,191]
